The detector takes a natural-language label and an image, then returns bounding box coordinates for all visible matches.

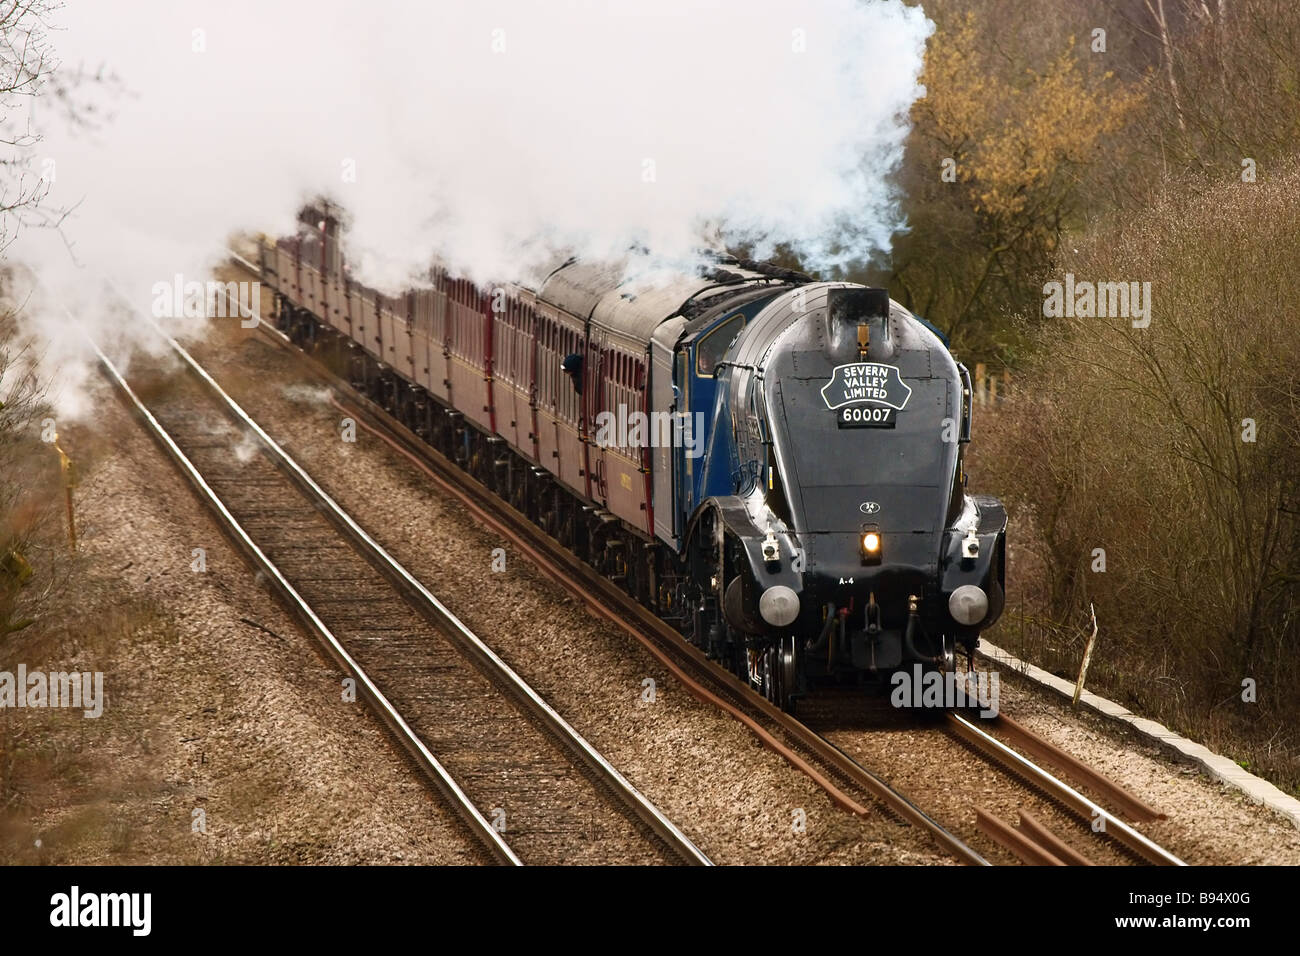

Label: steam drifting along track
[93,322,711,867]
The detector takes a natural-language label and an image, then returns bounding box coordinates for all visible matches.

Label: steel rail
[985,712,1165,823]
[975,808,1065,866]
[947,712,1186,866]
[91,336,522,866]
[1017,810,1096,866]
[127,308,712,867]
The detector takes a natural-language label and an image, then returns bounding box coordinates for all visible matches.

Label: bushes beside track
[972,167,1300,792]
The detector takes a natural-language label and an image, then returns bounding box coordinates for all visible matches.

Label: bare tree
[0,2,95,635]
[1144,0,1187,130]
[0,1,64,253]
[0,1,119,257]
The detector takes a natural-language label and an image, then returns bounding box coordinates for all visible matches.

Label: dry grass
[973,166,1300,791]
[0,560,181,864]
[0,331,190,862]
[0,326,67,641]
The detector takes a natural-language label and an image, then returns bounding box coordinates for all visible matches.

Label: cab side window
[695,313,744,376]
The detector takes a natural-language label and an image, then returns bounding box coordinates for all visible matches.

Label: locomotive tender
[260,212,1005,711]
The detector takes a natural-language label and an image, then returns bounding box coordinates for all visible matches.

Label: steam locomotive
[259,211,1006,711]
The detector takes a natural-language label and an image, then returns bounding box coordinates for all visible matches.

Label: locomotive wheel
[769,636,797,713]
[779,635,798,713]
[754,636,797,713]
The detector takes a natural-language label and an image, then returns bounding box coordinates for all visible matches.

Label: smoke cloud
[6,0,933,416]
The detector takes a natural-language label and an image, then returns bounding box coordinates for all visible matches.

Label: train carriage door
[649,337,677,545]
[582,328,604,504]
[541,318,555,456]
[635,356,654,537]
[437,270,452,405]
[371,290,384,364]
[482,286,496,435]
[525,302,541,463]
[552,321,567,482]
[593,345,615,506]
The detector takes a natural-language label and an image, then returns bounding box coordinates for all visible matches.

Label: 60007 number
[838,405,896,429]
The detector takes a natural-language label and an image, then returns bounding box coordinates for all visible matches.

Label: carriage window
[696,313,744,376]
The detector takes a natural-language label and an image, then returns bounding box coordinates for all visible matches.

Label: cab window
[695,314,744,376]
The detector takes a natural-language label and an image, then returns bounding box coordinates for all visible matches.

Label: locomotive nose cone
[759,585,801,627]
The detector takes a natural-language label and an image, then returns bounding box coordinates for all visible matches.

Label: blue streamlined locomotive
[263,216,1006,711]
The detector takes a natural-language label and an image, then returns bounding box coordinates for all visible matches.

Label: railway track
[945,712,1182,865]
[218,248,1188,866]
[789,661,1186,866]
[93,322,711,867]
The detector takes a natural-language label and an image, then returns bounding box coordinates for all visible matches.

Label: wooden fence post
[1072,604,1100,707]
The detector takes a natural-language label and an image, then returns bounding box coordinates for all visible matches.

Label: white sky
[8,0,932,415]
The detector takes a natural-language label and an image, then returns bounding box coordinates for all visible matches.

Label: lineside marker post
[54,435,77,552]
[1072,602,1099,707]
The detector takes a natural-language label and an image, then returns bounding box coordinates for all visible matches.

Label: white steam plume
[6,0,933,416]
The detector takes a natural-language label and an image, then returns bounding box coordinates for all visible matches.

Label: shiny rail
[947,712,1185,866]
[94,315,711,866]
